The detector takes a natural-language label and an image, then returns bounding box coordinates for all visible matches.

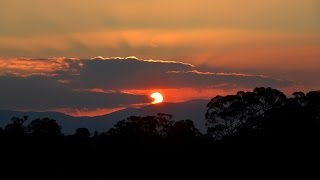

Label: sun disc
[151,92,163,104]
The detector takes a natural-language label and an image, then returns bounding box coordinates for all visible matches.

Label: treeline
[0,114,202,146]
[1,87,319,145]
[0,87,319,179]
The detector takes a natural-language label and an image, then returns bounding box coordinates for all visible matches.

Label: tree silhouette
[93,130,99,137]
[0,87,319,178]
[4,116,28,136]
[107,113,174,142]
[167,120,201,143]
[205,87,287,140]
[305,91,320,121]
[0,127,3,136]
[75,128,91,138]
[27,117,62,136]
[106,113,205,147]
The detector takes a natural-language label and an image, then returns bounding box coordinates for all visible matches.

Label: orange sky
[0,0,319,116]
[1,1,319,69]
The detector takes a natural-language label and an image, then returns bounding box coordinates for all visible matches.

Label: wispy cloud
[0,57,81,76]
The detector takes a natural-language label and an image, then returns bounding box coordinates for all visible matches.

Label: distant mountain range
[0,99,209,134]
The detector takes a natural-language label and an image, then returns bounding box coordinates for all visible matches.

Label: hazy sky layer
[0,0,319,115]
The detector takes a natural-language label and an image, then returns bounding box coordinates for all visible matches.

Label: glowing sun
[151,92,164,104]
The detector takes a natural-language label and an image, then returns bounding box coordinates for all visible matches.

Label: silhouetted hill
[0,99,208,134]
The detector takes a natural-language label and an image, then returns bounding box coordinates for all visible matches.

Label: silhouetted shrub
[75,128,91,138]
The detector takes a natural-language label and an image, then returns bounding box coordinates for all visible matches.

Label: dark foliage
[205,87,320,146]
[1,87,320,179]
[3,116,28,136]
[27,117,62,136]
[74,128,91,138]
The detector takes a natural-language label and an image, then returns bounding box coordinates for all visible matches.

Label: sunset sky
[0,0,319,116]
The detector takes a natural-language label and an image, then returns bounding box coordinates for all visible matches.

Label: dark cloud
[71,56,195,89]
[0,56,293,112]
[0,74,149,110]
[67,56,292,89]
